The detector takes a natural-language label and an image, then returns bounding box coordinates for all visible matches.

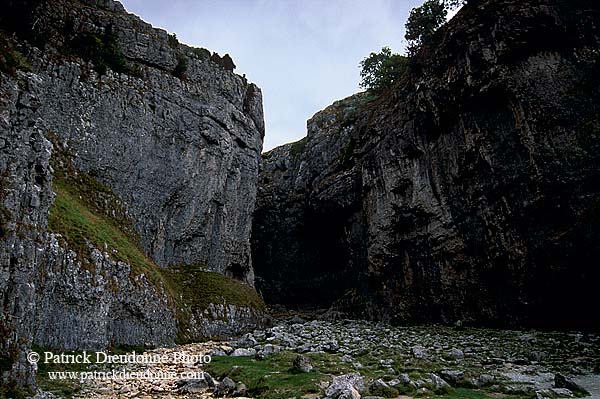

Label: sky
[119,0,427,151]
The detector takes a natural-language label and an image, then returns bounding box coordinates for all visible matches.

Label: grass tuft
[206,352,322,399]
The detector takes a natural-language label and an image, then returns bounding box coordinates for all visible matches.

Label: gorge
[0,0,599,398]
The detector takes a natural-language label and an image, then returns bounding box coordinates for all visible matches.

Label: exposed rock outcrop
[252,0,600,329]
[13,0,265,278]
[1,0,266,390]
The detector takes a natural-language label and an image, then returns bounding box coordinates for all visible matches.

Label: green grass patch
[49,175,163,289]
[433,388,494,399]
[48,144,265,343]
[206,352,323,399]
[289,137,307,158]
[162,264,265,312]
[161,264,265,343]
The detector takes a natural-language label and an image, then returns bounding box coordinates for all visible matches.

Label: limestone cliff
[252,0,600,329]
[0,0,267,391]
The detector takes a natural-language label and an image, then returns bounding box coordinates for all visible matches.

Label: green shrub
[69,30,127,75]
[405,0,447,54]
[405,0,467,55]
[359,46,408,90]
[192,47,211,60]
[289,137,307,158]
[172,52,188,79]
[168,33,179,48]
[0,32,31,75]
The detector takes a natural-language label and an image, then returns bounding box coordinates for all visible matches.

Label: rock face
[17,0,264,279]
[0,0,265,389]
[252,0,600,329]
[34,236,177,350]
[253,95,367,309]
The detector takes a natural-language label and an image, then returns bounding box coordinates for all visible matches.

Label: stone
[231,348,257,357]
[412,346,428,360]
[449,348,464,360]
[233,382,248,396]
[339,388,361,399]
[341,354,354,363]
[257,343,281,359]
[32,392,61,399]
[537,388,575,398]
[368,379,397,397]
[237,333,258,348]
[476,374,495,387]
[325,373,365,399]
[529,351,547,362]
[291,315,306,324]
[215,376,237,396]
[177,374,216,394]
[555,374,586,394]
[292,354,313,373]
[440,370,465,386]
[209,349,228,357]
[427,373,451,393]
[550,388,574,397]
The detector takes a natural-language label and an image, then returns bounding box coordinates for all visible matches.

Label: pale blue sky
[120,0,425,151]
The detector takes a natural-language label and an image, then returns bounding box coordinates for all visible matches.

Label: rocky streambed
[34,319,600,399]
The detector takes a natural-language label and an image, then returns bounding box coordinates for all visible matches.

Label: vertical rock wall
[252,0,600,329]
[0,0,266,389]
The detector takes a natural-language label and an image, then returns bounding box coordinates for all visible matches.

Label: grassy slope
[161,263,265,343]
[49,173,168,291]
[48,167,264,342]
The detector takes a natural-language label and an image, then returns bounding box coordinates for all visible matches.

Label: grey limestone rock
[292,354,313,373]
[0,0,266,389]
[325,373,365,399]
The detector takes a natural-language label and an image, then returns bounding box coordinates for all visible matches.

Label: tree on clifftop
[359,47,408,91]
[358,0,467,91]
[405,0,447,55]
[405,0,468,55]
